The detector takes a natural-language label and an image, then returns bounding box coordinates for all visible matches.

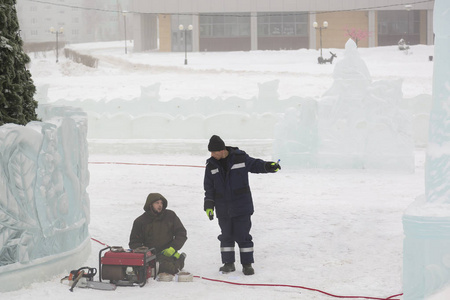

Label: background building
[15,0,435,53]
[131,0,434,52]
[16,0,132,50]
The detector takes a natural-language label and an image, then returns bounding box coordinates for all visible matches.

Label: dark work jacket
[203,147,268,219]
[129,194,187,252]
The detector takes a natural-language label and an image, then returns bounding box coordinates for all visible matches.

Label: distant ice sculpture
[402,0,450,298]
[274,39,414,171]
[273,101,318,167]
[0,105,90,292]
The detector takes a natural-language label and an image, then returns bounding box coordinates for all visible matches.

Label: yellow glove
[161,247,176,257]
[161,247,181,259]
[206,208,214,220]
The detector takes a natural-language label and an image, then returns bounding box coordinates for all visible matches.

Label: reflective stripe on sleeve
[231,162,245,170]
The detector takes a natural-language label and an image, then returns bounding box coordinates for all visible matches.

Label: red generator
[99,246,157,287]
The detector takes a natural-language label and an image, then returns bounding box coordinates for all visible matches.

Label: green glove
[206,208,214,220]
[161,247,176,257]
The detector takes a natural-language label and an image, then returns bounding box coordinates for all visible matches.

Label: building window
[378,10,420,36]
[257,12,308,37]
[200,13,250,37]
[377,10,421,46]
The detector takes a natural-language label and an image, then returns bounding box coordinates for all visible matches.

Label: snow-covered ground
[4,42,436,299]
[4,151,426,300]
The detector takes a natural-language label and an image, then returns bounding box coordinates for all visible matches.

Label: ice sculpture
[274,39,414,171]
[273,101,318,167]
[0,105,90,292]
[402,0,450,298]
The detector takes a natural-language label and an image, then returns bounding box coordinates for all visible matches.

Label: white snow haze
[1,40,440,300]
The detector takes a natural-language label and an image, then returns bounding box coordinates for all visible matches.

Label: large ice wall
[402,0,450,298]
[36,78,431,150]
[424,3,450,205]
[0,105,90,292]
[37,81,305,140]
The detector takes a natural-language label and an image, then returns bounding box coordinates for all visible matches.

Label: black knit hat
[208,135,226,152]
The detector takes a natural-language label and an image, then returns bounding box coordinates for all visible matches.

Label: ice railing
[36,80,431,147]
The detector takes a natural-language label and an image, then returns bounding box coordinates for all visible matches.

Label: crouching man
[129,193,187,275]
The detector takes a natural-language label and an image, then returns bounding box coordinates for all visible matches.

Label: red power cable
[91,237,109,247]
[193,276,402,300]
[91,239,402,299]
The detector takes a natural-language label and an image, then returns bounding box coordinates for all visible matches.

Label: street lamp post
[178,24,193,65]
[123,11,128,54]
[313,21,328,58]
[405,5,412,45]
[50,27,64,63]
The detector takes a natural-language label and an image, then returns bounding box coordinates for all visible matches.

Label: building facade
[16,0,132,48]
[131,0,434,52]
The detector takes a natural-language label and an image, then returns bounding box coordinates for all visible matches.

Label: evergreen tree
[0,0,38,126]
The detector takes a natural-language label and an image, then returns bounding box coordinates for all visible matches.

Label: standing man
[129,193,187,275]
[203,135,281,275]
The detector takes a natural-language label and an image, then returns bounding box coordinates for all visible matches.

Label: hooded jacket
[129,193,187,252]
[203,147,268,218]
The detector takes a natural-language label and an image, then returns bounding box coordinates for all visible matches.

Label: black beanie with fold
[208,135,226,151]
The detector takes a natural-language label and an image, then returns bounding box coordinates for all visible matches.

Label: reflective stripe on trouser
[239,246,254,265]
[220,246,235,263]
[218,215,254,264]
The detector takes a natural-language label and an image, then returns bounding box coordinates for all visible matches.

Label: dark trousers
[218,214,254,265]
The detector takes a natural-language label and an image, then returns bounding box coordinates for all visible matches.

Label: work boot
[242,264,254,275]
[219,262,235,273]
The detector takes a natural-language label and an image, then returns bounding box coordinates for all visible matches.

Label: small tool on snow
[62,266,116,291]
[69,270,85,292]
